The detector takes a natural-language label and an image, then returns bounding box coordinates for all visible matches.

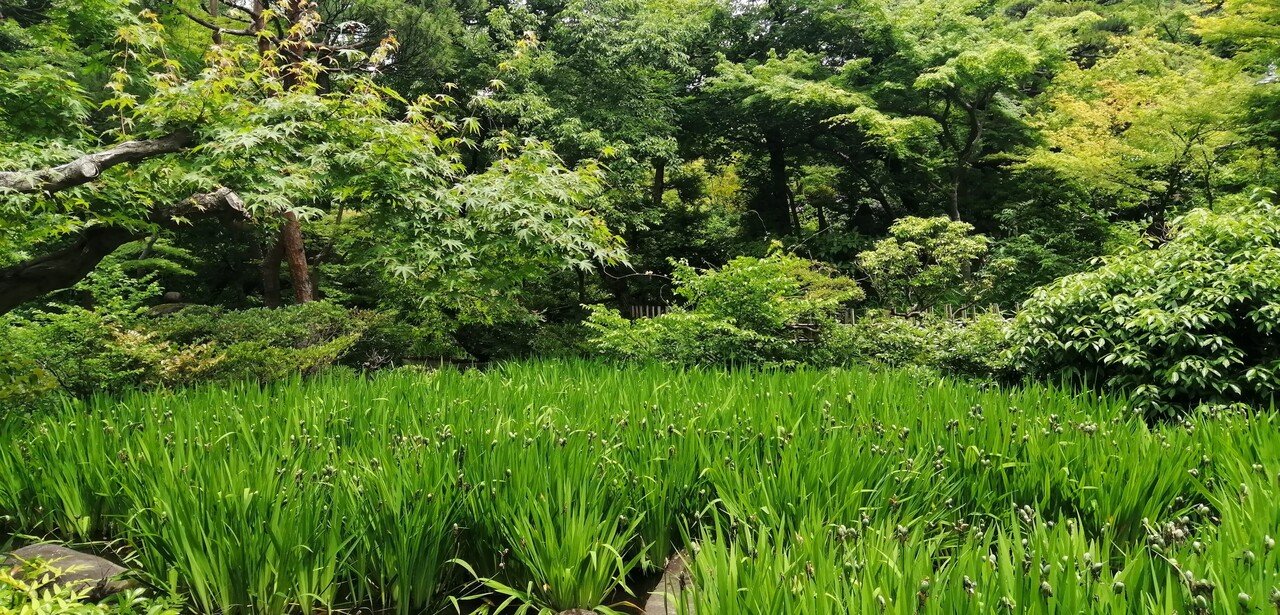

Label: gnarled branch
[165,0,261,37]
[0,133,192,195]
[0,188,249,314]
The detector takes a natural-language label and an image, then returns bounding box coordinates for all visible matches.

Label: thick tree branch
[0,133,192,195]
[0,188,249,314]
[167,1,260,37]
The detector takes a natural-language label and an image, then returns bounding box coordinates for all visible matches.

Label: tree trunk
[208,0,222,44]
[261,235,285,308]
[652,159,666,207]
[759,133,792,236]
[947,167,963,222]
[280,211,314,303]
[789,188,801,234]
[253,0,270,54]
[252,3,314,305]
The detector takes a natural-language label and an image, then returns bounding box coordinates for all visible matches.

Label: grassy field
[1,361,1277,614]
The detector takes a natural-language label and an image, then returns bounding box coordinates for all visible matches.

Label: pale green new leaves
[586,251,861,365]
[1022,34,1252,211]
[913,41,1039,97]
[705,51,874,139]
[3,7,624,297]
[857,216,989,313]
[1196,0,1280,66]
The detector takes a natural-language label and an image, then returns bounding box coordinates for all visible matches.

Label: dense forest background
[2,0,1278,415]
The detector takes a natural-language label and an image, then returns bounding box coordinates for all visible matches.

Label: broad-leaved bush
[857,216,992,313]
[586,251,862,365]
[1012,195,1280,415]
[822,311,1014,378]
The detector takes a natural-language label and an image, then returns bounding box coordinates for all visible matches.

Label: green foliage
[857,216,991,313]
[149,302,373,382]
[585,246,1013,377]
[986,195,1131,305]
[1012,195,1280,415]
[672,249,864,331]
[825,311,1013,378]
[704,51,874,140]
[1,0,1276,456]
[1,2,622,313]
[1,362,1277,613]
[0,298,386,406]
[912,38,1040,98]
[585,307,774,365]
[0,557,179,615]
[0,264,168,400]
[1023,33,1253,217]
[586,251,862,364]
[105,239,197,279]
[0,352,55,409]
[0,308,166,399]
[1195,0,1280,66]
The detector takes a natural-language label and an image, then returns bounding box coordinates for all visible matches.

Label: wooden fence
[625,304,1007,323]
[836,304,1008,323]
[626,304,671,319]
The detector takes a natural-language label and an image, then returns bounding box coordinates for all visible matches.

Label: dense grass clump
[0,361,1277,614]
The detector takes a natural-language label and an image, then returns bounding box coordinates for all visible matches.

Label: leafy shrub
[0,352,56,408]
[527,322,594,358]
[987,196,1134,306]
[344,312,425,369]
[586,251,861,365]
[823,311,1014,378]
[0,308,209,399]
[150,302,372,382]
[0,265,181,402]
[0,296,388,407]
[673,249,864,332]
[1012,197,1280,415]
[0,558,180,615]
[585,308,774,364]
[585,249,1013,376]
[856,216,991,313]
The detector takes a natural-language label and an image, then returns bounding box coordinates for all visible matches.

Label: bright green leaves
[705,51,874,141]
[1012,192,1280,415]
[0,43,91,140]
[1196,0,1280,65]
[381,143,625,285]
[857,216,990,313]
[826,106,936,157]
[913,41,1039,98]
[1022,34,1252,214]
[674,248,863,331]
[586,250,861,364]
[1,1,625,314]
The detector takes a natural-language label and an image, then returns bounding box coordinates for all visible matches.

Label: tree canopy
[2,0,1278,411]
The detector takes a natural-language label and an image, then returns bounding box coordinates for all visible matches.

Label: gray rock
[3,544,136,600]
[149,302,190,315]
[643,550,693,615]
